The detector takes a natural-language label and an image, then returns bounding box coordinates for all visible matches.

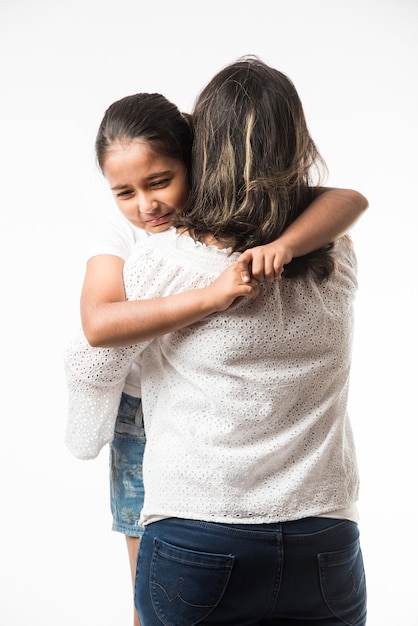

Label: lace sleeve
[63,328,144,460]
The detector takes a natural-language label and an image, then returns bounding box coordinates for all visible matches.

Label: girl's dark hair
[177,56,335,280]
[95,92,193,178]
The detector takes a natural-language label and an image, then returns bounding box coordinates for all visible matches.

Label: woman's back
[122,229,359,526]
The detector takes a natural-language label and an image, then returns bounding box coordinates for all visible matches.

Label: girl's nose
[138,194,157,213]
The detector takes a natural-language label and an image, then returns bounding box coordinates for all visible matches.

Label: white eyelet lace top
[65,228,360,525]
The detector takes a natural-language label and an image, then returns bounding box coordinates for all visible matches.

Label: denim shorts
[109,392,146,537]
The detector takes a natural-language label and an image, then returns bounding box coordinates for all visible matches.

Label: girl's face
[102,140,189,233]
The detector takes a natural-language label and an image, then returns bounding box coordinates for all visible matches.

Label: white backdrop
[1,1,416,624]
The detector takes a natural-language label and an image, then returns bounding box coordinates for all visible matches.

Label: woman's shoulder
[329,236,358,291]
[128,228,235,265]
[334,235,357,269]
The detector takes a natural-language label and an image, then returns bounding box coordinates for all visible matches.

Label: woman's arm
[81,187,367,346]
[237,187,368,282]
[81,255,259,347]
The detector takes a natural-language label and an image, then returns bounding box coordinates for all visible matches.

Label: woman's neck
[180,228,235,250]
[201,234,228,249]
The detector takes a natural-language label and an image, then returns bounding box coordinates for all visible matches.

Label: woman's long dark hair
[177,56,335,280]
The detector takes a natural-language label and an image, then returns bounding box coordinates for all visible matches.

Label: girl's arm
[237,187,368,282]
[81,255,259,347]
[67,259,259,458]
[81,187,367,347]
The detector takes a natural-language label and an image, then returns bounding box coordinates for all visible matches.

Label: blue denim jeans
[135,516,366,625]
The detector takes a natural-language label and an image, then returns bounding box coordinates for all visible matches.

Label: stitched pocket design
[318,539,367,625]
[150,538,234,626]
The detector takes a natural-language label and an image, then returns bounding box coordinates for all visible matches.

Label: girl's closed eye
[150,178,170,189]
[116,189,134,198]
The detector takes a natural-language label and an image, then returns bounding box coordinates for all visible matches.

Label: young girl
[67,91,367,626]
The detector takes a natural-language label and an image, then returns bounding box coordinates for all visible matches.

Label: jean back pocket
[150,538,234,626]
[319,539,367,625]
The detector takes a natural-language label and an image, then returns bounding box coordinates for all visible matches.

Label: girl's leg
[109,393,146,626]
[126,535,141,626]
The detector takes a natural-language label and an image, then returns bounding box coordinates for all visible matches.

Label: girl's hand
[237,241,293,283]
[204,262,260,312]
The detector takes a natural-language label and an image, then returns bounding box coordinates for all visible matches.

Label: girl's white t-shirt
[88,213,147,261]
